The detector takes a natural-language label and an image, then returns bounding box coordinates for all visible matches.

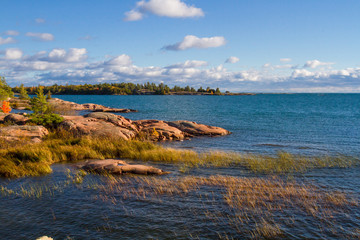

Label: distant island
[12,82,255,96]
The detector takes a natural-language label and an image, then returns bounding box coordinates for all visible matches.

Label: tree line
[12,82,222,95]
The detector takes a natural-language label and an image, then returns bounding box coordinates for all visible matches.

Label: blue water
[1,94,360,239]
[57,94,360,156]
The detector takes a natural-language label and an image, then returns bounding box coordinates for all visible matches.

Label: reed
[0,129,358,177]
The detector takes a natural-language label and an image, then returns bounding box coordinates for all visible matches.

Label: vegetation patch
[0,129,358,178]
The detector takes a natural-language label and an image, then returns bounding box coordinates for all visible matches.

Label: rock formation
[0,125,49,143]
[77,159,168,175]
[47,98,137,113]
[60,112,231,141]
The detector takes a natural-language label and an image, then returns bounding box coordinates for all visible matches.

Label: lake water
[1,94,359,239]
[58,94,360,156]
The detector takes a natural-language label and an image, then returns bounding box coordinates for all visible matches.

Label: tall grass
[0,129,358,178]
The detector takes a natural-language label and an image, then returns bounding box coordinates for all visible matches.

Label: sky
[1,0,360,92]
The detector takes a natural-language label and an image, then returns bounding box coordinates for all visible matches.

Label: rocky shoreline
[4,97,231,143]
[1,98,231,176]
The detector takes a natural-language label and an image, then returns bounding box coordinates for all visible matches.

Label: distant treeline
[12,82,222,95]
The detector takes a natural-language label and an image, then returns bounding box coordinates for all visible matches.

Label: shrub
[30,113,64,129]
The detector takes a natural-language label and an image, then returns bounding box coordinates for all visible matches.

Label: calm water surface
[58,94,360,155]
[1,94,359,239]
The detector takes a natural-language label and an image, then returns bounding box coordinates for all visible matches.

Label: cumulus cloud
[291,69,314,78]
[124,0,204,21]
[35,18,45,23]
[304,59,334,69]
[164,35,226,51]
[0,37,16,45]
[225,56,239,64]
[124,10,144,21]
[280,58,292,62]
[46,48,87,62]
[3,30,19,36]
[4,48,23,60]
[166,60,208,68]
[26,32,54,41]
[105,54,132,66]
[2,47,360,93]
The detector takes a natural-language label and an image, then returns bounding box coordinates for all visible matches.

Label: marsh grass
[1,170,358,238]
[93,175,358,239]
[0,129,358,177]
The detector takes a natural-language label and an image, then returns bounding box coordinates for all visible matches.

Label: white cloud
[291,69,314,78]
[46,48,87,62]
[105,54,132,66]
[2,48,360,93]
[0,37,16,45]
[124,0,204,21]
[3,30,19,36]
[164,35,226,51]
[4,48,23,60]
[35,18,45,23]
[225,56,239,64]
[166,60,208,68]
[124,10,144,21]
[26,32,54,41]
[280,58,292,62]
[304,59,334,69]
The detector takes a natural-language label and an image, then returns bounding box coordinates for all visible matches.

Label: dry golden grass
[90,174,358,239]
[1,170,358,239]
[0,128,358,177]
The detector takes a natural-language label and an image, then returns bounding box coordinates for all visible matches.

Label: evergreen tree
[30,87,48,114]
[215,88,221,95]
[0,76,14,100]
[46,90,52,100]
[19,84,30,100]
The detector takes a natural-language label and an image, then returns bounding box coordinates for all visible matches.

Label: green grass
[0,129,358,178]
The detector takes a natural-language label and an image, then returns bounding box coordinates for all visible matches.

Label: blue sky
[1,0,360,92]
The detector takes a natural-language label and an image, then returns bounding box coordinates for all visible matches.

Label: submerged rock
[77,159,169,175]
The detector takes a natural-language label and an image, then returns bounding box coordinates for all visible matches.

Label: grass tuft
[0,129,358,178]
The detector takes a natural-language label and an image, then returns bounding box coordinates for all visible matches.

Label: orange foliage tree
[1,101,11,113]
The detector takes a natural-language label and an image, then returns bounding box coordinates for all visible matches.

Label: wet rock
[0,125,49,142]
[77,159,169,175]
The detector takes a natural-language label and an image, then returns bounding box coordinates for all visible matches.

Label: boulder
[60,113,138,140]
[3,113,29,125]
[77,159,169,175]
[134,119,185,141]
[0,125,49,142]
[168,120,231,136]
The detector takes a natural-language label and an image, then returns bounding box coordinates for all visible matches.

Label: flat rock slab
[48,98,137,113]
[0,125,49,143]
[77,159,169,175]
[61,112,231,141]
